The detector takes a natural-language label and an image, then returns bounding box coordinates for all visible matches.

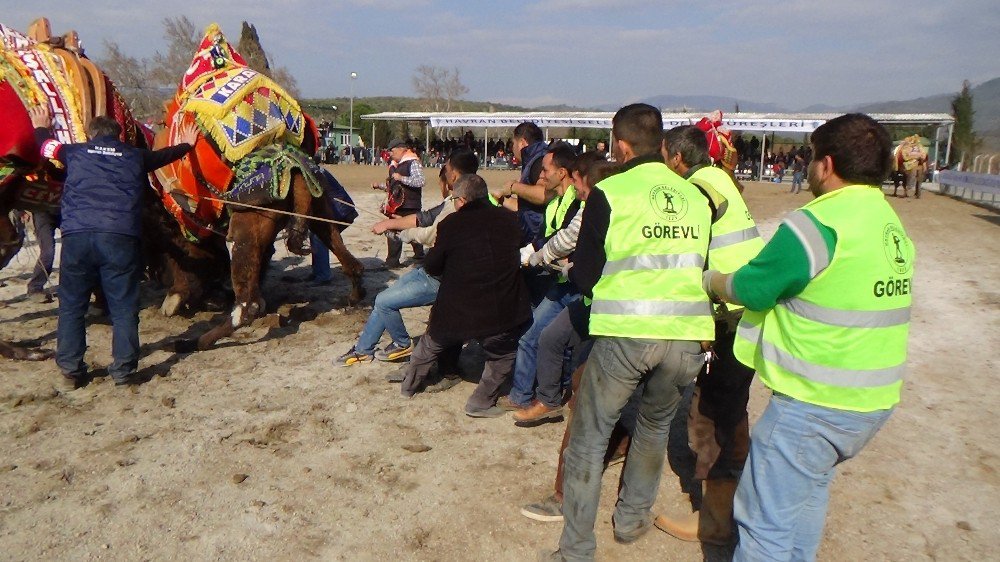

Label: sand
[0,165,997,561]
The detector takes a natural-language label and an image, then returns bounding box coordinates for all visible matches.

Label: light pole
[349,71,357,155]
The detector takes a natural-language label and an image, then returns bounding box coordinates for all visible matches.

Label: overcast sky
[6,1,999,110]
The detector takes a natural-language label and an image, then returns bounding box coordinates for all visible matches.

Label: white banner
[428,115,826,132]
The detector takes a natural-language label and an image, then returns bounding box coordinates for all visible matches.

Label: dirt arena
[1,165,997,561]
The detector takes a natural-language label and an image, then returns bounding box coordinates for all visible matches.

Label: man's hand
[398,230,414,244]
[372,219,394,235]
[519,244,534,266]
[28,104,51,128]
[175,121,199,146]
[527,250,545,268]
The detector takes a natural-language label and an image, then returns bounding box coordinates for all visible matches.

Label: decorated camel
[152,24,364,351]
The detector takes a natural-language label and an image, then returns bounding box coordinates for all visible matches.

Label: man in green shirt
[704,113,914,561]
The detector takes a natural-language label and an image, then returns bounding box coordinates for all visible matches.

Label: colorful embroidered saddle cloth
[156,23,317,241]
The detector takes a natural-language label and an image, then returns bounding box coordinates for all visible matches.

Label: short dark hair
[811,113,892,185]
[446,148,479,175]
[453,173,488,201]
[587,160,621,186]
[87,116,122,140]
[547,143,577,174]
[663,125,710,167]
[612,103,663,157]
[512,122,543,144]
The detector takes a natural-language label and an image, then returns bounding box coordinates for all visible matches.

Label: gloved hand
[519,244,534,266]
[398,229,414,244]
[385,231,401,242]
[559,261,574,278]
[527,250,546,267]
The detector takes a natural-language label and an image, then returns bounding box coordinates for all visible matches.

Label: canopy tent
[360,110,956,169]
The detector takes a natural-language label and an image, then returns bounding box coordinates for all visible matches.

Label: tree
[98,40,162,119]
[236,22,300,98]
[412,65,467,111]
[950,80,978,168]
[148,16,200,87]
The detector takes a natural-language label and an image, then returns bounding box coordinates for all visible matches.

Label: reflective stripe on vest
[593,299,714,317]
[783,210,830,277]
[783,297,911,328]
[602,253,705,276]
[737,322,905,387]
[709,226,761,250]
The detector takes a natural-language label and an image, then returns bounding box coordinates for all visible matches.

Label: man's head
[540,143,577,194]
[387,138,411,161]
[87,116,122,140]
[442,148,479,196]
[512,122,543,155]
[612,103,663,162]
[808,113,892,196]
[451,173,488,210]
[662,125,711,176]
[595,140,607,153]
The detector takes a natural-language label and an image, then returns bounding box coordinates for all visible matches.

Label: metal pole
[349,71,357,157]
[933,125,940,168]
[372,122,376,164]
[759,133,767,182]
[945,123,954,166]
[484,127,488,165]
[425,123,430,162]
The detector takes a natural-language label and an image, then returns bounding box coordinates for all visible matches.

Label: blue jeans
[558,336,704,560]
[57,232,141,383]
[733,393,893,562]
[310,233,332,282]
[508,283,580,406]
[355,267,439,354]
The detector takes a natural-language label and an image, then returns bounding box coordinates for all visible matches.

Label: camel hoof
[161,293,183,317]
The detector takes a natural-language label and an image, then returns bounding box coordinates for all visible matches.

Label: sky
[4,1,999,111]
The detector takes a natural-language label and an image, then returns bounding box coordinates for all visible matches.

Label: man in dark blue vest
[491,121,555,305]
[30,106,197,389]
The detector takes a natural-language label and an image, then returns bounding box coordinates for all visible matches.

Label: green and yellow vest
[688,166,764,274]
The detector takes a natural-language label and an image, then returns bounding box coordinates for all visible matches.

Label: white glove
[527,250,546,268]
[519,244,534,266]
[398,229,414,244]
[559,261,574,278]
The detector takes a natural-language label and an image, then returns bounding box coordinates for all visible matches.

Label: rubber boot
[654,479,737,545]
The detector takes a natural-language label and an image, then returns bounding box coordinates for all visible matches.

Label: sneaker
[497,396,529,411]
[375,341,413,362]
[464,405,506,418]
[336,347,374,367]
[520,494,564,522]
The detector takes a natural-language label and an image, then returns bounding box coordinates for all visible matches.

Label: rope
[332,196,384,219]
[201,197,354,227]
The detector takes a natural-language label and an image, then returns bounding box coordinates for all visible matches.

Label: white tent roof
[360,111,954,133]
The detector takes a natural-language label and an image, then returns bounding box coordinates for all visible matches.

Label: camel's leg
[193,209,282,350]
[308,192,366,305]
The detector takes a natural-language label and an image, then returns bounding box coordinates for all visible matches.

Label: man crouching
[400,174,531,417]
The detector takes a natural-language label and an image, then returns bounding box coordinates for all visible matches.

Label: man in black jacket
[400,174,531,416]
[30,106,197,388]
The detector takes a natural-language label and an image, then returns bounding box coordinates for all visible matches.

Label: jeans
[732,393,893,562]
[56,232,141,382]
[791,172,804,194]
[310,233,332,282]
[535,302,586,407]
[508,283,580,406]
[355,267,439,354]
[558,336,704,560]
[27,211,57,294]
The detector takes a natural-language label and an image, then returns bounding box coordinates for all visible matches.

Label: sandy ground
[0,165,997,562]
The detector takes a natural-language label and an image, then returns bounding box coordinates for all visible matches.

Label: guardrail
[938,170,1000,207]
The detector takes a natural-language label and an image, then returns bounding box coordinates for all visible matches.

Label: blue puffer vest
[59,135,146,237]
